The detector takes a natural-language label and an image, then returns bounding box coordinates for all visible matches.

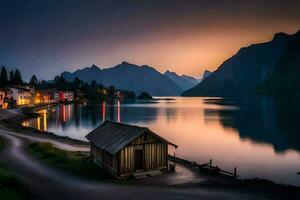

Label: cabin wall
[119,133,168,175]
[91,143,119,176]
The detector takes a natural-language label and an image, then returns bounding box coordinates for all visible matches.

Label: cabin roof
[86,120,177,155]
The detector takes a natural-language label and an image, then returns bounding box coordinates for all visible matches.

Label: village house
[53,91,59,102]
[8,85,34,106]
[58,91,74,102]
[35,89,60,104]
[0,88,14,109]
[35,90,50,104]
[86,121,177,179]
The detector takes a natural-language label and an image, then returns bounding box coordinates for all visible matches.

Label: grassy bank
[27,142,111,180]
[0,136,5,149]
[0,136,31,200]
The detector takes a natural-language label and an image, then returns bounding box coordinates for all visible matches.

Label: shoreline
[0,107,89,146]
[0,107,299,197]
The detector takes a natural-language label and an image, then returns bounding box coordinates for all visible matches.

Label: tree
[29,75,38,85]
[0,66,8,87]
[72,77,82,89]
[9,71,14,83]
[13,69,23,85]
[54,76,67,90]
[54,76,60,84]
[91,80,97,88]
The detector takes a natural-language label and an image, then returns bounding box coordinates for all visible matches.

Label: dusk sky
[0,0,300,80]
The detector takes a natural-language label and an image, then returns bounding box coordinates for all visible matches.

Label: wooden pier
[22,103,58,114]
[168,155,238,179]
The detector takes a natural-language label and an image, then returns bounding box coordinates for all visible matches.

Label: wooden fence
[168,154,238,179]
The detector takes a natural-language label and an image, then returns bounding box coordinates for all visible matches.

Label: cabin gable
[129,131,160,145]
[118,131,168,175]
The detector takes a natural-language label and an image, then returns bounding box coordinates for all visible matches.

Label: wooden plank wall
[91,143,118,171]
[119,133,168,174]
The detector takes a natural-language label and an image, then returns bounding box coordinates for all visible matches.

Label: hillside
[258,31,300,95]
[182,31,292,97]
[62,62,181,96]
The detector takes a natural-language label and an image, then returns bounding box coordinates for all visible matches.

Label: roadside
[0,129,271,200]
[0,136,31,200]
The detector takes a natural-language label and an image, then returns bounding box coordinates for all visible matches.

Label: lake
[22,97,300,186]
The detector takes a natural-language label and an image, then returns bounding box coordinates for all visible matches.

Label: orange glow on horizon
[83,26,300,77]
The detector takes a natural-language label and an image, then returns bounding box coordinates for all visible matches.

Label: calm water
[22,97,300,186]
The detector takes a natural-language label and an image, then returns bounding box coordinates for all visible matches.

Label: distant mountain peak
[202,70,212,80]
[90,64,100,69]
[120,61,131,65]
[164,70,178,76]
[164,70,199,91]
[273,32,289,41]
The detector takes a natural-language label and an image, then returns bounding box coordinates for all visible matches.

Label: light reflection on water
[22,97,300,186]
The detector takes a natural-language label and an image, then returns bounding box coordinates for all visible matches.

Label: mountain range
[61,62,200,96]
[163,70,199,91]
[182,30,300,97]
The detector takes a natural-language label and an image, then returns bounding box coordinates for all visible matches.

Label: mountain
[61,62,181,96]
[182,31,293,97]
[201,70,212,80]
[163,71,198,91]
[258,30,300,95]
[181,75,199,85]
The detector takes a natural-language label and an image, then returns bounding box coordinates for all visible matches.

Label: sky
[0,0,300,80]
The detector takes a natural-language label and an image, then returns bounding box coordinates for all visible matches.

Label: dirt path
[0,127,89,152]
[0,128,269,200]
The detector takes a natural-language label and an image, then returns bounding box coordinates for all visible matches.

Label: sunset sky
[0,0,300,80]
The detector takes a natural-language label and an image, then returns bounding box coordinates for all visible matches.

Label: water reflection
[203,97,300,153]
[22,97,300,186]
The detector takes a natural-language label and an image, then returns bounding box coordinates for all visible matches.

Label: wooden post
[234,167,237,179]
[209,159,212,177]
[173,153,176,168]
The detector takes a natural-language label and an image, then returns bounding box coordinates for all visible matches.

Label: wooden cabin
[86,120,177,179]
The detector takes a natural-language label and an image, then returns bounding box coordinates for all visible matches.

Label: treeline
[34,76,136,102]
[0,66,23,88]
[0,66,151,102]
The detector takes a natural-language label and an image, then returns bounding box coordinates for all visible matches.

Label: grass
[0,167,31,200]
[27,142,111,180]
[0,136,31,200]
[0,136,5,150]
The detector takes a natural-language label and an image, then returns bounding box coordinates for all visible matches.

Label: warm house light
[2,102,8,110]
[18,98,30,105]
[22,121,29,127]
[37,117,40,130]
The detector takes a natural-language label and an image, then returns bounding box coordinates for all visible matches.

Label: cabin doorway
[134,150,144,171]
